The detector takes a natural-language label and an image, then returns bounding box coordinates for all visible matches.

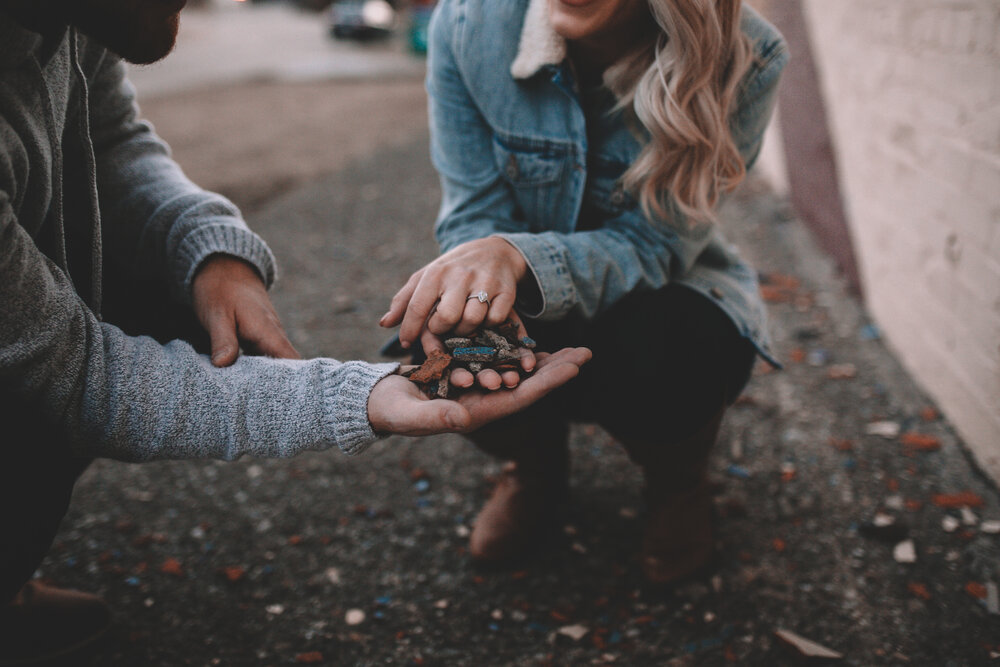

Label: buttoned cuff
[494,232,577,320]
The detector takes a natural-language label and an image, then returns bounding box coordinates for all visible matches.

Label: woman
[380,0,787,584]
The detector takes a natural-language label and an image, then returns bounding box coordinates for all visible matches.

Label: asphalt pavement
[31,4,1000,665]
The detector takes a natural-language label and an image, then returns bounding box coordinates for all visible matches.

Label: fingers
[427,287,471,336]
[204,308,240,368]
[454,347,591,431]
[419,328,447,357]
[506,312,536,372]
[380,271,421,329]
[475,369,503,391]
[505,346,591,402]
[485,291,517,327]
[241,312,300,360]
[500,369,521,388]
[450,367,475,388]
[367,375,472,436]
[398,273,442,347]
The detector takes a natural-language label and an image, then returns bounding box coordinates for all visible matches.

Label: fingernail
[379,313,389,325]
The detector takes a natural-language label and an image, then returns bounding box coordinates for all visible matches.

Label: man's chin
[70,8,180,65]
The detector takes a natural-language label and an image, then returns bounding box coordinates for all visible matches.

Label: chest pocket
[492,135,570,187]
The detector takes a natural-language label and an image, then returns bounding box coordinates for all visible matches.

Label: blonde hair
[605,0,752,224]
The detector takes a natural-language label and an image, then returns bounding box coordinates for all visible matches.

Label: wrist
[489,236,528,283]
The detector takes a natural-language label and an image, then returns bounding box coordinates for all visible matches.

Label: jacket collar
[510,0,566,79]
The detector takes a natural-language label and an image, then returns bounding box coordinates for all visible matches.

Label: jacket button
[610,185,625,205]
[505,155,519,180]
[710,287,724,299]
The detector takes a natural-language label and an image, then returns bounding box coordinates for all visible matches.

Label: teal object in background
[408,5,434,54]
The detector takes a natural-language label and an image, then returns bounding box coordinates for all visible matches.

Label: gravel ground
[35,79,998,665]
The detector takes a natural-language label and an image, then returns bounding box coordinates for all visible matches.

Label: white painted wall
[800,0,1000,480]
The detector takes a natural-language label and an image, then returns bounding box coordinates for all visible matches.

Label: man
[0,0,590,662]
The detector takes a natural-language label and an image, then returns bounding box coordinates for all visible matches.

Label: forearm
[2,208,395,460]
[497,217,711,320]
[89,328,398,461]
[90,56,274,302]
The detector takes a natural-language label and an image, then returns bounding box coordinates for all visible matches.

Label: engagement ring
[467,290,491,305]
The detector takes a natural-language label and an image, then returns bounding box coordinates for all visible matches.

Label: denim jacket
[427,0,788,365]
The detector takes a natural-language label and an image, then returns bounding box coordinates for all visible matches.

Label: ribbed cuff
[174,222,277,303]
[495,232,577,320]
[321,360,399,456]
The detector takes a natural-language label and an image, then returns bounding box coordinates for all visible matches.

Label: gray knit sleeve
[86,48,275,303]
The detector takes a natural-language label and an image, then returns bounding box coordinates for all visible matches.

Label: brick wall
[800,0,1000,479]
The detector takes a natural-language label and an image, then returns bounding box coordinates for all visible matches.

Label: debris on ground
[774,628,843,660]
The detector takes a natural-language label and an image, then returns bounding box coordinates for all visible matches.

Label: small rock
[345,609,366,626]
[884,495,905,511]
[325,568,341,585]
[827,363,856,379]
[941,516,960,533]
[960,507,978,526]
[981,520,1000,534]
[557,624,589,641]
[774,629,843,659]
[893,540,917,564]
[866,421,901,439]
[266,604,285,615]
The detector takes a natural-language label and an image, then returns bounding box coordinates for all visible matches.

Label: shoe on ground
[640,479,715,585]
[0,581,111,666]
[469,462,568,566]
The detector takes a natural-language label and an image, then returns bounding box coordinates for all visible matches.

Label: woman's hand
[380,237,534,388]
[381,237,528,343]
[367,347,591,436]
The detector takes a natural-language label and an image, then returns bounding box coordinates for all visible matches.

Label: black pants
[467,284,757,467]
[0,270,207,605]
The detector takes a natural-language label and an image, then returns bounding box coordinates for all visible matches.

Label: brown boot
[0,581,112,666]
[640,479,714,585]
[469,459,569,566]
[623,408,725,586]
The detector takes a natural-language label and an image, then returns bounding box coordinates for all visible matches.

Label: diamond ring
[466,290,491,306]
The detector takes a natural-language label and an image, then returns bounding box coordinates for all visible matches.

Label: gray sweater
[0,14,396,461]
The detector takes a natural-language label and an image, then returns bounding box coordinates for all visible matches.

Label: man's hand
[191,255,299,367]
[367,347,592,436]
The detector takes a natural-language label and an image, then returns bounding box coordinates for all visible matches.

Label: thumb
[409,399,471,434]
[205,309,239,367]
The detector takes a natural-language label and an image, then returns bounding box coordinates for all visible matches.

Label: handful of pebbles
[401,319,537,398]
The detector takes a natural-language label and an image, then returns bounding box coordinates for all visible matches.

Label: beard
[60,0,184,65]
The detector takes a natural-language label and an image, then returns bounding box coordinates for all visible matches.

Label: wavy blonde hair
[605,0,752,224]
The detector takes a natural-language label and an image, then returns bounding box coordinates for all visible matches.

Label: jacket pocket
[492,134,570,187]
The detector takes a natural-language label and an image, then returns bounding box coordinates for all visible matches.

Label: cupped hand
[191,254,299,367]
[380,237,528,347]
[366,347,592,436]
